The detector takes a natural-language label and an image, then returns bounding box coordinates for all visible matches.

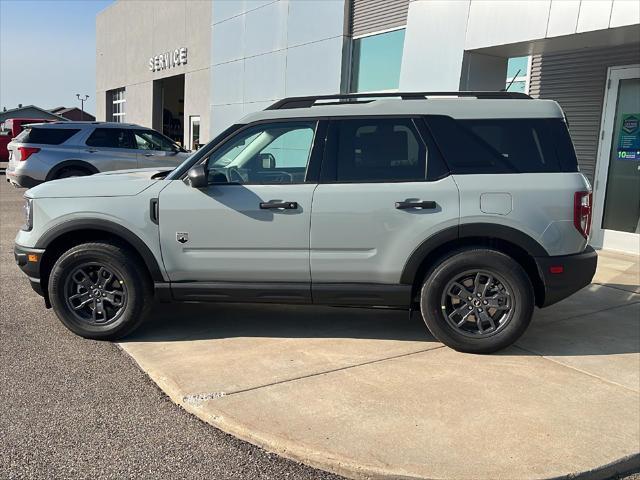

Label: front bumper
[14,244,46,297]
[535,245,598,307]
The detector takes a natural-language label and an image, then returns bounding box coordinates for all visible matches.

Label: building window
[109,88,126,122]
[505,56,530,93]
[350,28,405,93]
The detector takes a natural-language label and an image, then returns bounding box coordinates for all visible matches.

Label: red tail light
[18,147,40,161]
[573,191,592,239]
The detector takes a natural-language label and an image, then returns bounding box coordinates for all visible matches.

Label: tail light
[573,191,592,239]
[18,146,40,161]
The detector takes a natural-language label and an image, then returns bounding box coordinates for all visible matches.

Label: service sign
[149,47,188,72]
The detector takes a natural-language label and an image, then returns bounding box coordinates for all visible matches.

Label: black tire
[55,168,90,179]
[48,242,152,340]
[419,248,534,354]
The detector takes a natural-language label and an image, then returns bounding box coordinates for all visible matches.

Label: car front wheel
[48,242,152,340]
[419,248,534,354]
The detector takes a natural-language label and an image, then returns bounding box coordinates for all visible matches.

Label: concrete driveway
[120,250,639,480]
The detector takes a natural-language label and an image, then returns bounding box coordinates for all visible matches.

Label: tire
[48,242,152,340]
[55,168,90,179]
[419,248,534,354]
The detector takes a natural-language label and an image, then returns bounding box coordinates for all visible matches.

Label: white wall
[209,0,348,136]
[400,0,640,91]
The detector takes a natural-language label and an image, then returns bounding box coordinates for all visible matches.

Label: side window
[261,128,315,168]
[323,118,427,182]
[206,121,317,185]
[14,128,80,145]
[426,116,572,174]
[86,128,134,149]
[134,130,175,152]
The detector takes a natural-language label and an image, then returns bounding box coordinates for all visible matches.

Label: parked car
[0,118,57,162]
[6,122,190,188]
[14,92,597,354]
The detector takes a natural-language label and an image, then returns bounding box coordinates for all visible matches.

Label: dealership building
[96,0,639,253]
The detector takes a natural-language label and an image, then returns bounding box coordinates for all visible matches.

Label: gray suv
[14,92,597,353]
[6,122,190,188]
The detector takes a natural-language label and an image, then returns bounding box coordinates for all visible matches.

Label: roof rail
[266,91,531,110]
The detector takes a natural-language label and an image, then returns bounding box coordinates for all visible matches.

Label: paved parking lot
[0,178,340,479]
[1,176,639,480]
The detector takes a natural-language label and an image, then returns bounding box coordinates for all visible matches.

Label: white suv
[14,92,597,353]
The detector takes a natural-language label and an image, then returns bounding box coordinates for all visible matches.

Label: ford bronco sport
[14,92,597,353]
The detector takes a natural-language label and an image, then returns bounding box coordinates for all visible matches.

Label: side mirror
[186,164,208,188]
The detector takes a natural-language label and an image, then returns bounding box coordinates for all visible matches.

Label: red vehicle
[0,118,57,162]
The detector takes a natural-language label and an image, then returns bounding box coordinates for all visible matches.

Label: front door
[591,65,640,253]
[158,120,321,301]
[133,129,183,168]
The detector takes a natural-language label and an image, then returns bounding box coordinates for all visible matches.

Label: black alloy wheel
[64,263,128,325]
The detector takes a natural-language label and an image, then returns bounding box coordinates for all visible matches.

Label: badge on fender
[176,232,189,244]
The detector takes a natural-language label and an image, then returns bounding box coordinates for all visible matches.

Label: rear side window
[15,127,80,145]
[323,118,427,182]
[426,116,578,174]
[86,128,135,149]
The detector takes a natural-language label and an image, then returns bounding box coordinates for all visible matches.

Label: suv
[6,122,190,188]
[13,92,597,354]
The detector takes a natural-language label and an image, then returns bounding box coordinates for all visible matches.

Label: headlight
[22,197,33,231]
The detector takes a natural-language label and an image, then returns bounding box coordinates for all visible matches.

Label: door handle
[86,149,98,153]
[144,153,155,157]
[395,200,437,210]
[259,201,298,210]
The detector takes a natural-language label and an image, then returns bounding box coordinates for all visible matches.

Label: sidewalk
[120,249,640,480]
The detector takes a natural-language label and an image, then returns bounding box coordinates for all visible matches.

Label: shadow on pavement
[596,282,640,294]
[122,298,640,358]
[125,302,435,344]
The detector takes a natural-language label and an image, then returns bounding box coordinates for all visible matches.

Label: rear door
[133,129,186,168]
[310,117,460,301]
[84,128,138,171]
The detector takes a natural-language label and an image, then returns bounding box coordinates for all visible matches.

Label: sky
[0,0,113,116]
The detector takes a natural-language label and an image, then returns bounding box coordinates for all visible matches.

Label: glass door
[591,65,640,254]
[189,115,201,151]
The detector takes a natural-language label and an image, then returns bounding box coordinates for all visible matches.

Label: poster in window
[616,113,640,161]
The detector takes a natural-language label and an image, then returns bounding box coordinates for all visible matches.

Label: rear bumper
[535,246,598,307]
[6,172,42,188]
[14,244,46,297]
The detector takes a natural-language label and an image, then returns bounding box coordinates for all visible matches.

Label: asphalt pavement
[0,177,341,479]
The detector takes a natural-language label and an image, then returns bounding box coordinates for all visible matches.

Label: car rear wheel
[419,248,534,354]
[48,242,152,340]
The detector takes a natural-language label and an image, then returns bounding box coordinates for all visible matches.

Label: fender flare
[400,223,549,285]
[45,160,99,181]
[35,218,165,282]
